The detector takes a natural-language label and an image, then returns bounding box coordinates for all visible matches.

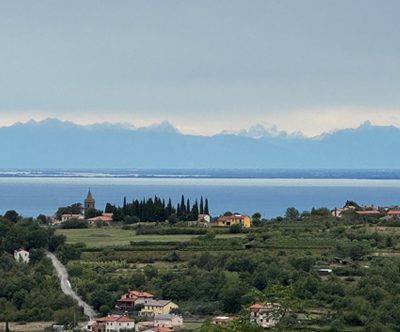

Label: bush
[61,219,88,229]
[135,227,207,235]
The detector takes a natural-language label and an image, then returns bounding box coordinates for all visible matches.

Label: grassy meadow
[56,228,247,248]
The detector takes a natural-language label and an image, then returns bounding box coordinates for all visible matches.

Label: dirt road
[45,251,97,321]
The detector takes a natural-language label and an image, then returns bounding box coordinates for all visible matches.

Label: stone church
[84,189,95,210]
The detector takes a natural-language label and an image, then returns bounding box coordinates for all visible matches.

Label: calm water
[1,177,400,218]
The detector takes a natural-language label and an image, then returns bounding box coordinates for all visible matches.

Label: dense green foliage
[0,252,77,323]
[0,211,79,323]
[0,212,62,254]
[55,203,83,221]
[60,218,88,229]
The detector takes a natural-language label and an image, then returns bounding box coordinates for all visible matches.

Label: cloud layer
[1,1,400,136]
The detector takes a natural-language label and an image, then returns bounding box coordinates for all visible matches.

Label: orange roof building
[218,214,250,228]
[117,290,154,309]
[91,314,134,332]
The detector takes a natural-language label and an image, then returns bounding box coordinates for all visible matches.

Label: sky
[1,1,400,137]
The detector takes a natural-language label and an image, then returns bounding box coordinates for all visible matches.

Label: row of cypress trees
[105,195,209,222]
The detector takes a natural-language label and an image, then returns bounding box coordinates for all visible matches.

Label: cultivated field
[56,228,246,247]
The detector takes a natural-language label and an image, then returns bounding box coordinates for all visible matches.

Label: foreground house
[88,213,114,225]
[218,214,251,228]
[197,214,210,223]
[139,299,178,317]
[154,314,183,329]
[91,314,135,332]
[249,303,280,328]
[61,213,84,222]
[212,316,234,325]
[14,248,29,263]
[116,290,154,310]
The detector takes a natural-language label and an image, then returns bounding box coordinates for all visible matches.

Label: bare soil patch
[0,321,53,332]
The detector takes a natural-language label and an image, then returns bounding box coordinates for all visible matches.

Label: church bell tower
[84,189,95,210]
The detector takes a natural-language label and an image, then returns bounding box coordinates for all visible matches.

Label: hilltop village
[4,192,400,332]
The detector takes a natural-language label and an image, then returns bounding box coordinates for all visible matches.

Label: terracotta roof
[88,215,113,221]
[117,298,137,302]
[249,303,279,310]
[388,210,400,214]
[116,316,135,322]
[150,327,173,332]
[218,214,248,221]
[198,214,208,217]
[355,210,380,215]
[130,290,154,298]
[96,315,134,323]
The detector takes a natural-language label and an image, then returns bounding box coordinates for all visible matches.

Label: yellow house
[218,214,251,228]
[139,299,178,317]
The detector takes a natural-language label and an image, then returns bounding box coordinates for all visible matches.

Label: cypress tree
[204,198,209,215]
[191,201,199,221]
[123,197,127,216]
[187,198,190,214]
[181,195,186,214]
[200,196,204,214]
[167,198,172,216]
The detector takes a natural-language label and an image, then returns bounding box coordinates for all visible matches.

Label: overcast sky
[1,1,400,136]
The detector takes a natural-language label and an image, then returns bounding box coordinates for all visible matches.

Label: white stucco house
[14,248,29,263]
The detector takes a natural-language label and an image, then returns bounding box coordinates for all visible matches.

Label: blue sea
[1,176,400,219]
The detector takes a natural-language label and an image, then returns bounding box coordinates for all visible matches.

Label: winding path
[46,251,98,322]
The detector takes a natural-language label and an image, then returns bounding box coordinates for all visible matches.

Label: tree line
[105,195,209,223]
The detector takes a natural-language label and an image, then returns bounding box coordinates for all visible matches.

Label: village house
[354,209,380,219]
[212,316,234,325]
[197,214,210,223]
[91,314,135,332]
[142,327,173,332]
[61,214,84,222]
[139,299,178,317]
[249,303,280,328]
[331,207,353,217]
[218,214,251,228]
[88,213,114,225]
[153,314,184,329]
[14,248,29,263]
[116,290,154,310]
[387,208,400,218]
[135,321,154,332]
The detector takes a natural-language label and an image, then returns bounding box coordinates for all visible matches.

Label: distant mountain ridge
[1,118,399,169]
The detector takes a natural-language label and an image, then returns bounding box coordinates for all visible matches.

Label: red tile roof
[88,215,113,221]
[130,290,153,298]
[117,298,137,302]
[96,315,134,323]
[249,303,279,310]
[218,214,248,221]
[355,210,380,215]
[150,327,173,332]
